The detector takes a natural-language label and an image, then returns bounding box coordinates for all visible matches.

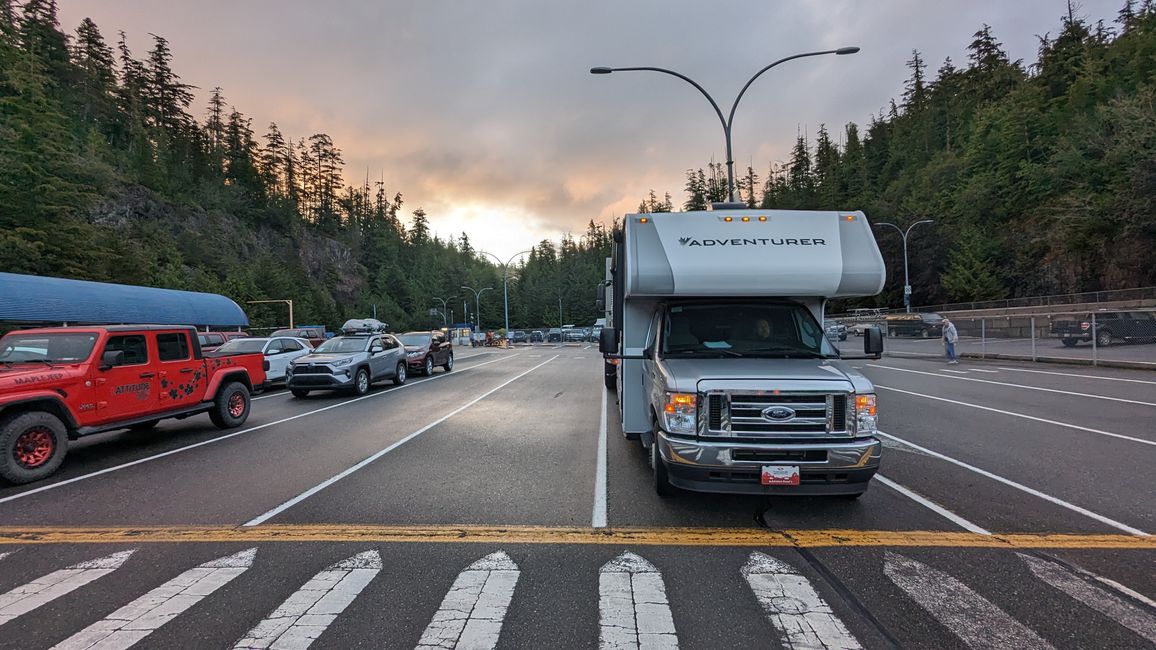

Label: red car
[0,325,266,484]
[398,330,454,375]
[270,327,326,348]
[197,330,248,353]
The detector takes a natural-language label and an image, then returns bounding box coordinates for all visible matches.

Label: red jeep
[0,325,267,484]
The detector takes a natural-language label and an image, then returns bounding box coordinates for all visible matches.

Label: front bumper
[657,431,881,496]
[286,370,355,389]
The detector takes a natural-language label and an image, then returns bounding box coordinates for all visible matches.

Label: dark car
[510,330,528,344]
[885,312,945,338]
[530,330,545,343]
[1051,311,1156,347]
[398,330,454,375]
[823,319,848,341]
[547,328,562,343]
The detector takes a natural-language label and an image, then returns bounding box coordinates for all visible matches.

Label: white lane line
[742,552,860,650]
[998,366,1156,385]
[1018,553,1156,644]
[0,550,135,626]
[969,369,1000,373]
[884,552,1054,650]
[0,551,14,562]
[876,384,1156,448]
[868,363,1156,408]
[598,552,678,650]
[234,550,381,649]
[940,369,970,375]
[877,430,1149,536]
[54,548,256,650]
[0,355,516,507]
[591,387,608,528]
[254,354,494,400]
[874,474,991,535]
[244,355,557,526]
[416,551,519,650]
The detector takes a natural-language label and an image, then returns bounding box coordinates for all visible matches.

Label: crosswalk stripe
[742,552,860,650]
[1018,553,1156,644]
[598,551,678,649]
[53,548,256,650]
[416,551,519,650]
[234,550,381,649]
[884,552,1054,650]
[0,551,14,562]
[1,550,135,626]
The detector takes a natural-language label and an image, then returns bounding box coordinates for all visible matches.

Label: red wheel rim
[228,392,246,418]
[14,427,54,469]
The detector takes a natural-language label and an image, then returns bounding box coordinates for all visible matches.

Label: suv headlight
[853,394,877,435]
[661,392,697,435]
[332,358,353,367]
[407,350,422,358]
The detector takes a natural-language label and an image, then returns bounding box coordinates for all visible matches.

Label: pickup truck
[1051,311,1156,347]
[0,325,266,484]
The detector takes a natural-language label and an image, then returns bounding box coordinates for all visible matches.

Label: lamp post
[432,296,455,328]
[591,46,859,203]
[461,285,493,332]
[480,249,533,334]
[872,220,935,313]
[247,299,293,328]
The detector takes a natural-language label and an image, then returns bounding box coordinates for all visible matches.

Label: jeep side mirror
[599,327,618,355]
[99,350,124,370]
[865,327,884,358]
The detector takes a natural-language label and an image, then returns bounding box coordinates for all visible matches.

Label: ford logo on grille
[763,406,796,421]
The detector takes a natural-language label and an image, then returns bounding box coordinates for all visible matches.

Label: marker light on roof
[758,216,767,222]
[724,216,733,222]
[639,217,648,223]
[741,216,750,222]
[843,215,856,221]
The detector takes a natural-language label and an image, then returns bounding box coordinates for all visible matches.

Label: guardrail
[911,286,1156,314]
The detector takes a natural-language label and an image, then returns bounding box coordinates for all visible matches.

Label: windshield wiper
[745,347,831,359]
[666,348,744,358]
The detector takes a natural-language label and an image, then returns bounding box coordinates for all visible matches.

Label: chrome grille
[703,391,851,437]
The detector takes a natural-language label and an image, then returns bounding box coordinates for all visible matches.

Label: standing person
[943,317,959,364]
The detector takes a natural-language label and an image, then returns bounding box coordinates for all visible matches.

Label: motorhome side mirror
[99,350,124,370]
[865,327,884,358]
[599,327,618,355]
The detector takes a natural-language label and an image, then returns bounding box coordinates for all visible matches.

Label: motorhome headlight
[662,392,697,435]
[854,394,877,435]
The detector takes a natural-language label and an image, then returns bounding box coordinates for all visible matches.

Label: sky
[59,0,1122,260]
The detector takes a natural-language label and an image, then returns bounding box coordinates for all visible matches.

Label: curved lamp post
[872,220,935,312]
[460,285,493,332]
[480,249,533,334]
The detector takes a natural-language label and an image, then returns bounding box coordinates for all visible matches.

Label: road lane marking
[243,355,559,526]
[877,431,1149,536]
[743,552,860,650]
[416,551,519,650]
[883,552,1054,650]
[0,550,134,626]
[591,387,608,529]
[868,364,1156,407]
[875,384,1156,448]
[969,369,1000,373]
[0,551,13,561]
[997,366,1156,385]
[234,550,381,649]
[53,548,256,650]
[599,552,678,649]
[250,354,499,401]
[3,526,1154,549]
[1018,553,1156,644]
[0,355,517,508]
[874,474,991,535]
[940,369,969,375]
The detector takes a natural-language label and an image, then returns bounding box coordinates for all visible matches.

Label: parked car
[398,330,454,376]
[530,330,545,343]
[197,331,248,353]
[208,336,312,383]
[563,328,585,342]
[286,332,406,397]
[823,319,849,341]
[1051,311,1156,347]
[885,312,945,338]
[340,318,388,334]
[270,327,326,348]
[547,328,562,343]
[510,330,528,344]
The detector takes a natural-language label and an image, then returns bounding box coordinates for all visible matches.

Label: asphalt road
[1,343,1154,649]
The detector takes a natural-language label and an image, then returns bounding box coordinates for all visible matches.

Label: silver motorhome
[600,209,885,497]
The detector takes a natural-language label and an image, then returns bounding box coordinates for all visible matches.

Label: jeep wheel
[352,368,371,395]
[443,353,453,372]
[291,388,311,398]
[0,411,68,484]
[1096,330,1113,347]
[1061,339,1079,348]
[393,362,407,386]
[423,357,434,376]
[209,382,250,429]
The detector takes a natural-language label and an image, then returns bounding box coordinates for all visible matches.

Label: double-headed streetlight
[591,47,859,203]
[431,296,456,328]
[480,249,533,334]
[872,220,935,312]
[460,285,493,332]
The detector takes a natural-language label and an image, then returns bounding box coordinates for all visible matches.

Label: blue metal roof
[0,273,249,327]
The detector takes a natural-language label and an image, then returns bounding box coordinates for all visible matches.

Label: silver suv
[286,333,407,398]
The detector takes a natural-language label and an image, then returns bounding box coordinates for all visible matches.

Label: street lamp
[872,220,935,313]
[480,249,533,334]
[431,296,456,328]
[460,285,493,332]
[247,299,293,328]
[591,46,859,203]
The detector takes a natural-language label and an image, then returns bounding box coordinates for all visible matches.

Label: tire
[1096,330,1112,347]
[921,328,930,338]
[351,368,371,395]
[604,361,616,391]
[443,353,453,372]
[0,411,68,484]
[650,433,676,497]
[888,329,896,337]
[393,362,407,386]
[423,357,434,376]
[291,388,311,398]
[128,420,160,431]
[1061,339,1078,348]
[209,382,250,429]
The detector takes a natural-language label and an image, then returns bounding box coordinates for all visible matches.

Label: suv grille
[292,365,332,375]
[704,392,850,436]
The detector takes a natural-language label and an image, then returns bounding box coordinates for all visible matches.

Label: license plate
[761,465,800,486]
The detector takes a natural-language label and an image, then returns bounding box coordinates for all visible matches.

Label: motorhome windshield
[661,303,837,359]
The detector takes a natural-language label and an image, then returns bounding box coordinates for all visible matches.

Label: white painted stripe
[884,552,1053,650]
[234,550,381,649]
[969,369,1000,373]
[876,384,1156,448]
[0,550,135,625]
[877,431,1149,536]
[868,363,1156,407]
[54,548,256,650]
[0,355,516,508]
[874,474,991,535]
[599,552,678,650]
[416,551,519,650]
[940,369,969,375]
[1018,553,1156,644]
[0,551,14,562]
[742,552,860,650]
[244,356,557,526]
[591,386,608,528]
[997,366,1156,385]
